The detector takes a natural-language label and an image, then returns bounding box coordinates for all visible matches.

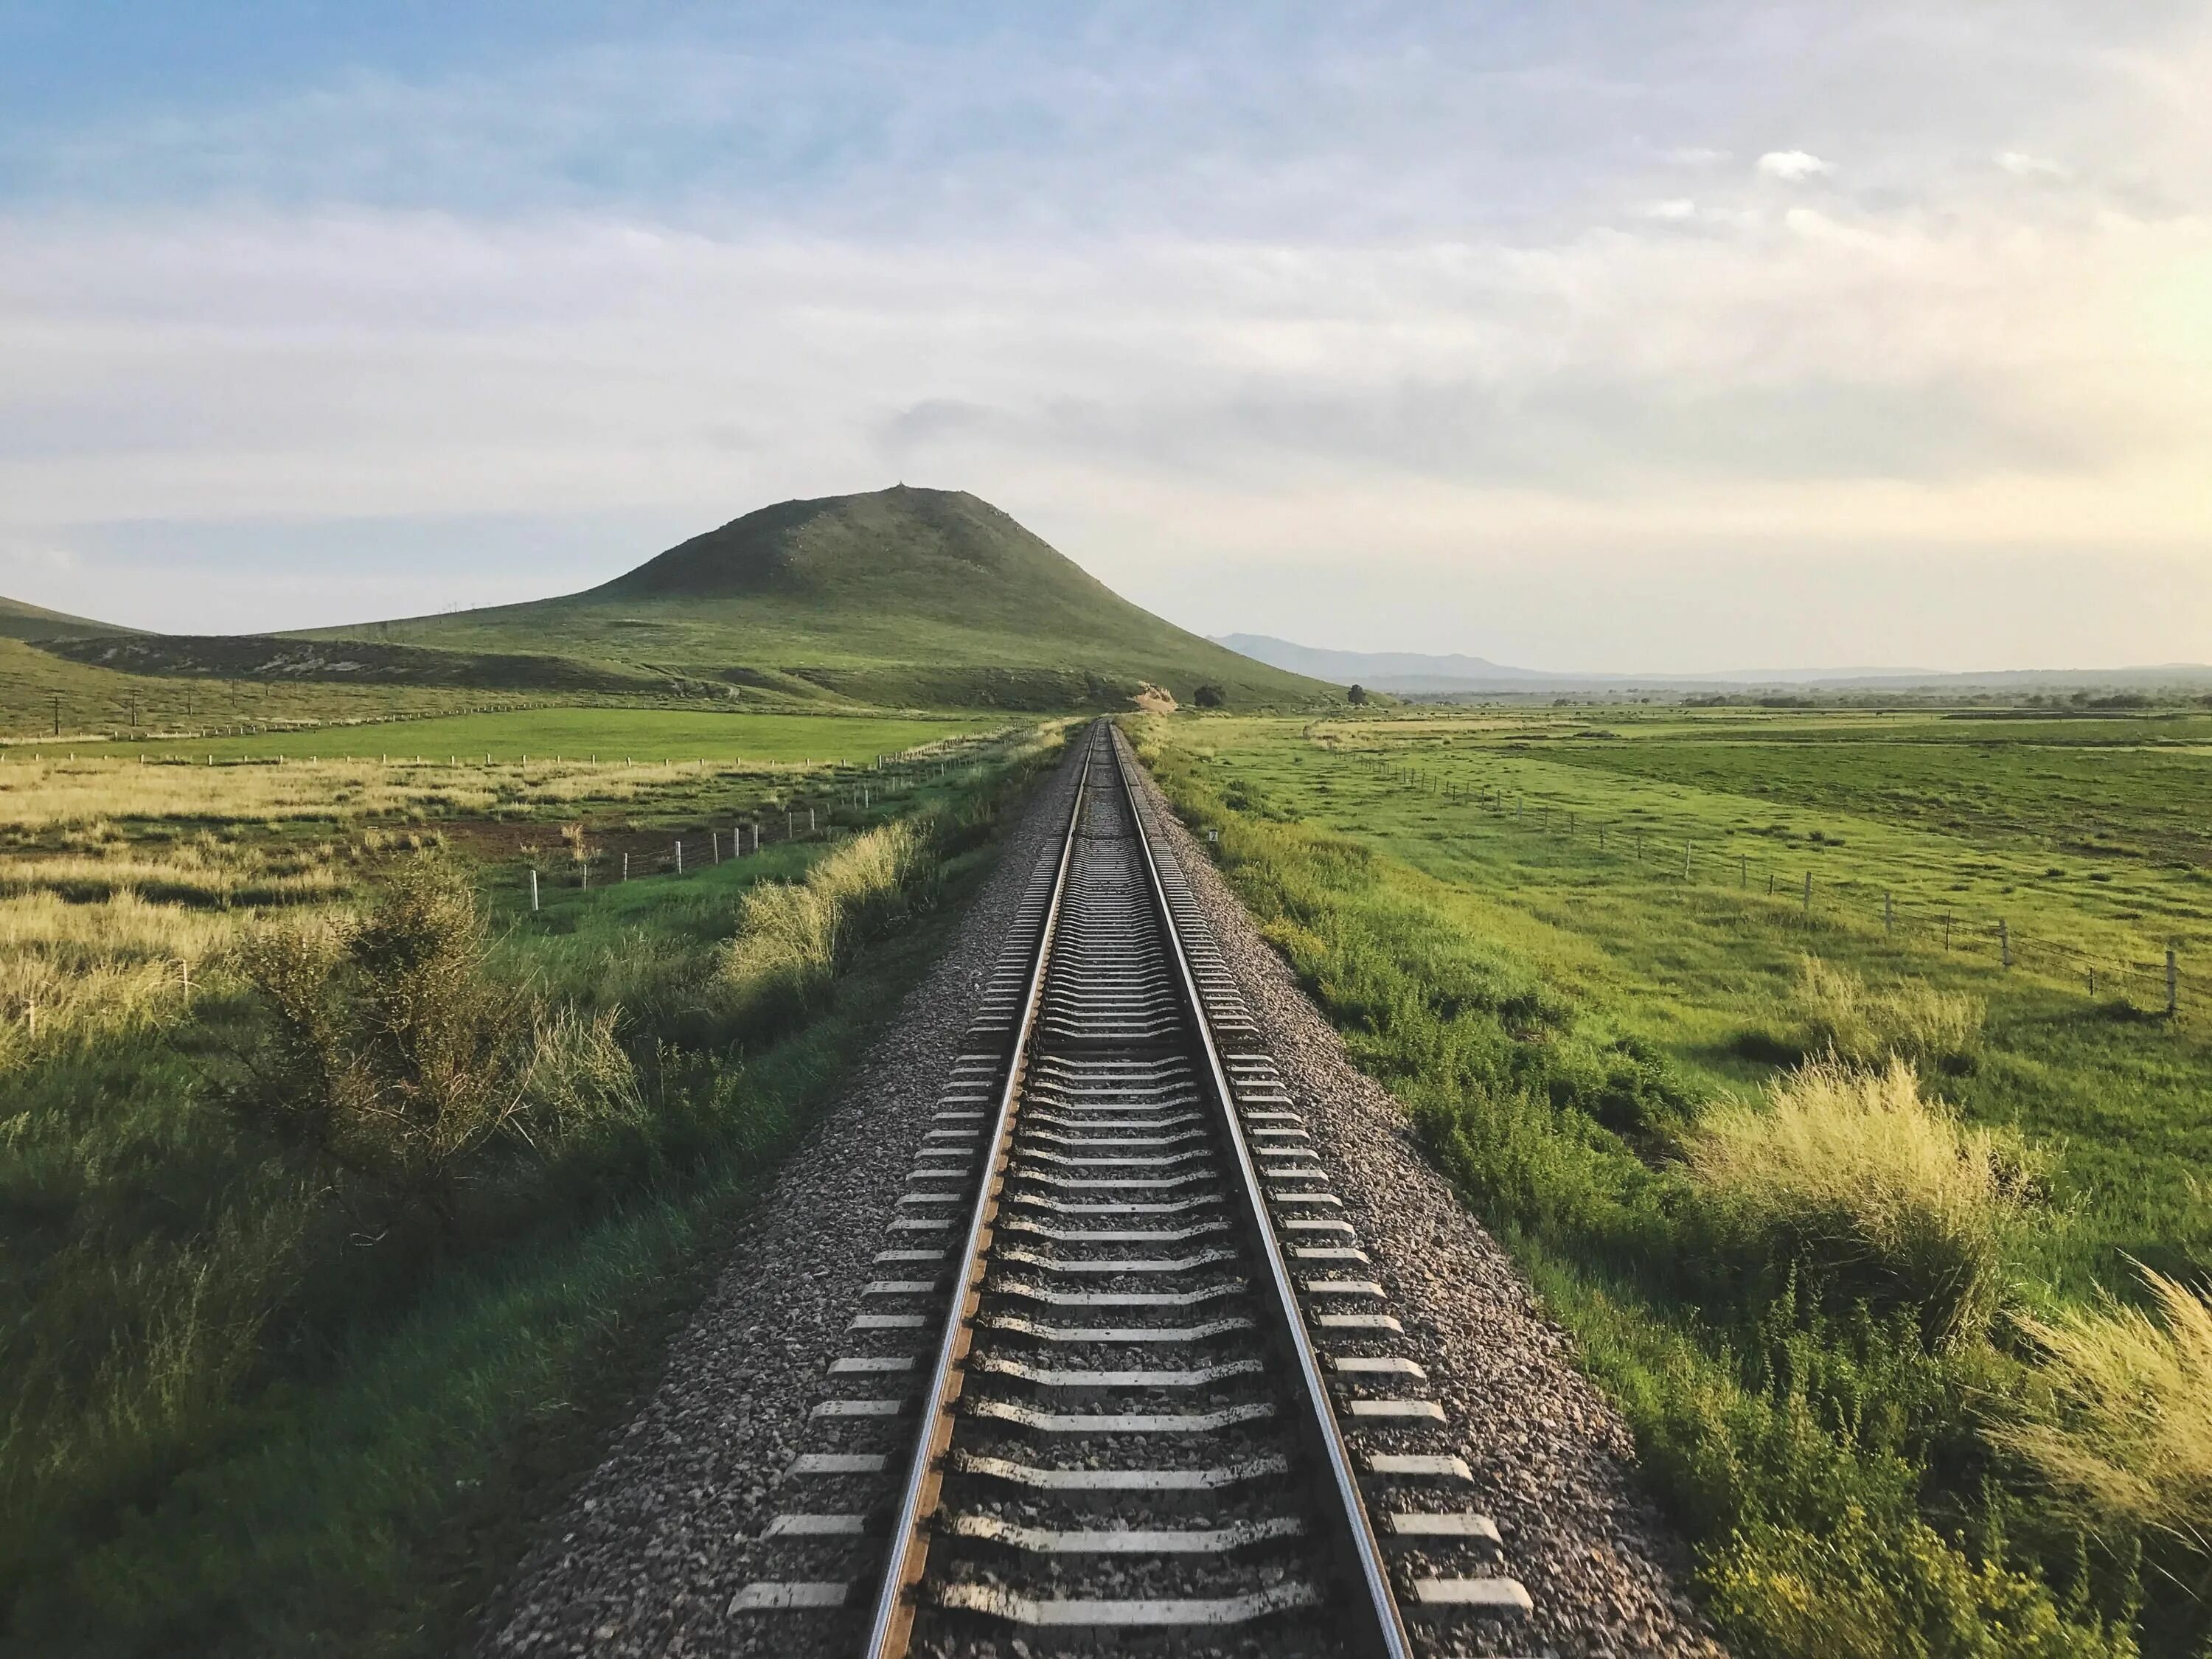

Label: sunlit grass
[0,714,1068,1655]
[1687,1057,2042,1345]
[1135,707,2202,1655]
[2000,1265,2212,1568]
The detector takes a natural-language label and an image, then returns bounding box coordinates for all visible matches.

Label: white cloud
[0,540,79,577]
[3,3,2210,661]
[1997,149,2070,180]
[1756,150,1831,181]
[2,202,2205,532]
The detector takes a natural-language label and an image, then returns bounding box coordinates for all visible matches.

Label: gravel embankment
[1124,758,1726,1659]
[478,749,1084,1659]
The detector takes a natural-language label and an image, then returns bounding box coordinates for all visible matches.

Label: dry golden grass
[0,890,240,1067]
[1687,1057,2042,1343]
[0,846,348,909]
[1998,1264,2212,1561]
[0,754,830,832]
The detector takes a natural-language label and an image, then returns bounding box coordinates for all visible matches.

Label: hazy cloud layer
[1,1,2207,668]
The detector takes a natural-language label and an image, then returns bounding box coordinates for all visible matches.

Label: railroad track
[734,721,1531,1656]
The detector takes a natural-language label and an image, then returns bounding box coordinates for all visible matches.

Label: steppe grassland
[0,717,1016,1052]
[1270,709,2212,1268]
[1135,706,2212,1658]
[86,706,998,764]
[0,713,1063,1658]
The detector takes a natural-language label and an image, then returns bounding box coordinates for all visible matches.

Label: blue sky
[2,1,2207,668]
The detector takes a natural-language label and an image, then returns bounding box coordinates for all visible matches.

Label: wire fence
[1340,751,2194,1018]
[515,735,1023,905]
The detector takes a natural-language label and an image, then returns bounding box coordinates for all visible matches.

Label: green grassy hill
[302,486,1332,709]
[44,633,662,695]
[0,594,139,641]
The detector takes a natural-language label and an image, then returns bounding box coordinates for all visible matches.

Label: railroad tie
[732,724,1535,1642]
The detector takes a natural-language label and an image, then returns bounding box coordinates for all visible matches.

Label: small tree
[1192,684,1226,709]
[1346,684,1368,706]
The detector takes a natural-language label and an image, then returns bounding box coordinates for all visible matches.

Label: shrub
[1192,684,1226,709]
[1686,1057,2042,1346]
[1703,1506,2137,1659]
[228,862,531,1225]
[1791,956,1986,1072]
[1997,1264,2212,1567]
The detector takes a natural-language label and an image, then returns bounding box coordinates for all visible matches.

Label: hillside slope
[0,594,140,641]
[305,487,1331,709]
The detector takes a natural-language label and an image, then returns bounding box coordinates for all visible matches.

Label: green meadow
[1135,706,2212,1659]
[46,706,999,765]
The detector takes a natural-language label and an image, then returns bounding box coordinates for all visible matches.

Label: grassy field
[69,707,999,764]
[1134,706,2212,1658]
[0,716,1068,1655]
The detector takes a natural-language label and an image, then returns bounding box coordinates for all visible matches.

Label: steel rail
[861,733,1097,1659]
[1105,726,1416,1659]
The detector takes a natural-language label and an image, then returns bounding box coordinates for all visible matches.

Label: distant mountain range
[1211,634,2212,695]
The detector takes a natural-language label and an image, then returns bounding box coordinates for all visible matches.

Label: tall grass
[1998,1266,2212,1570]
[1791,955,1986,1072]
[1687,1057,2043,1346]
[717,815,935,1031]
[0,888,245,1070]
[0,844,347,909]
[520,1005,650,1152]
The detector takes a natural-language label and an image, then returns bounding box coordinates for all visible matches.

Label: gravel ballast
[481,735,1722,1659]
[1122,755,1725,1659]
[479,750,1085,1659]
